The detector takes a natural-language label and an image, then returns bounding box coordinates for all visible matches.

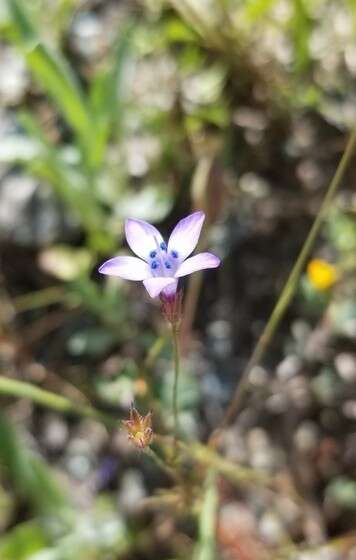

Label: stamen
[151,261,159,270]
[149,250,157,258]
[160,242,167,252]
[165,261,172,269]
[171,250,178,258]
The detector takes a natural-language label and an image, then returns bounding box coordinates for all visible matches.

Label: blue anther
[165,261,172,269]
[171,250,178,258]
[151,261,159,270]
[149,250,157,258]
[160,242,167,251]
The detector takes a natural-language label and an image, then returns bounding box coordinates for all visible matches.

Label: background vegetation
[0,0,356,558]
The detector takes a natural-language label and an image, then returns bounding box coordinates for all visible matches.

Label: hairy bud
[122,405,153,450]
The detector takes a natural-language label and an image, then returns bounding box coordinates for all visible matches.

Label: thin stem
[0,375,272,488]
[13,286,67,312]
[212,128,356,439]
[172,325,181,441]
[275,531,356,559]
[0,376,117,428]
[174,439,272,488]
[144,334,167,370]
[145,447,180,482]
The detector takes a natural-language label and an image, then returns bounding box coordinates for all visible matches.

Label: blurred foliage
[1,0,356,558]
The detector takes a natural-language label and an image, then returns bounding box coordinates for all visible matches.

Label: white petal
[168,211,205,261]
[175,252,220,278]
[143,277,177,298]
[125,218,164,261]
[99,256,149,280]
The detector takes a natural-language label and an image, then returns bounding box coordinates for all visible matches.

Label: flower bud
[122,405,153,450]
[160,289,183,327]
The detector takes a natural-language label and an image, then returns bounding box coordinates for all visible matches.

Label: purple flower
[98,211,220,298]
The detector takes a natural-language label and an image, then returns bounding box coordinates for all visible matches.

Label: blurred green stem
[144,334,167,370]
[194,469,218,560]
[275,532,356,559]
[0,376,271,487]
[212,128,356,439]
[145,447,179,482]
[13,286,67,312]
[172,325,181,444]
[0,376,117,428]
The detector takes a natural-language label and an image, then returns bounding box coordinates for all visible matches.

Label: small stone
[41,413,68,452]
[219,502,256,533]
[118,470,146,514]
[291,319,312,344]
[239,172,269,197]
[249,366,269,387]
[0,174,76,246]
[222,428,248,463]
[342,400,356,419]
[259,511,286,545]
[75,420,108,455]
[66,454,92,481]
[265,392,288,414]
[70,12,106,60]
[335,353,356,382]
[275,496,302,533]
[287,375,312,409]
[277,355,302,381]
[207,320,232,358]
[294,421,320,454]
[247,428,280,470]
[0,47,28,105]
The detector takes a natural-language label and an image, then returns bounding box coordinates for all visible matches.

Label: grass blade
[7,0,93,159]
[0,412,70,515]
[88,24,133,168]
[194,469,218,560]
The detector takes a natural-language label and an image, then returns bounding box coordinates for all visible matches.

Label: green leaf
[7,0,93,160]
[0,413,70,515]
[326,477,356,511]
[327,211,356,252]
[290,0,312,74]
[88,24,133,168]
[38,245,93,281]
[18,111,115,252]
[243,0,278,23]
[0,521,48,560]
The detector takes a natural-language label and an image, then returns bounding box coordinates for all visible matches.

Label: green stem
[13,286,67,312]
[172,325,180,441]
[0,375,273,489]
[0,376,117,428]
[145,447,179,482]
[194,469,218,560]
[144,334,167,370]
[213,128,356,436]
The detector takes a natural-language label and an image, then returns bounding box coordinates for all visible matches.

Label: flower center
[149,239,179,277]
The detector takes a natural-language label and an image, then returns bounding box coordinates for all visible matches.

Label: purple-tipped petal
[143,277,177,298]
[167,211,205,261]
[161,279,178,299]
[174,252,220,278]
[99,256,149,280]
[125,218,164,261]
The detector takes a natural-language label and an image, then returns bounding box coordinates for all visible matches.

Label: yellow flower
[307,259,338,291]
